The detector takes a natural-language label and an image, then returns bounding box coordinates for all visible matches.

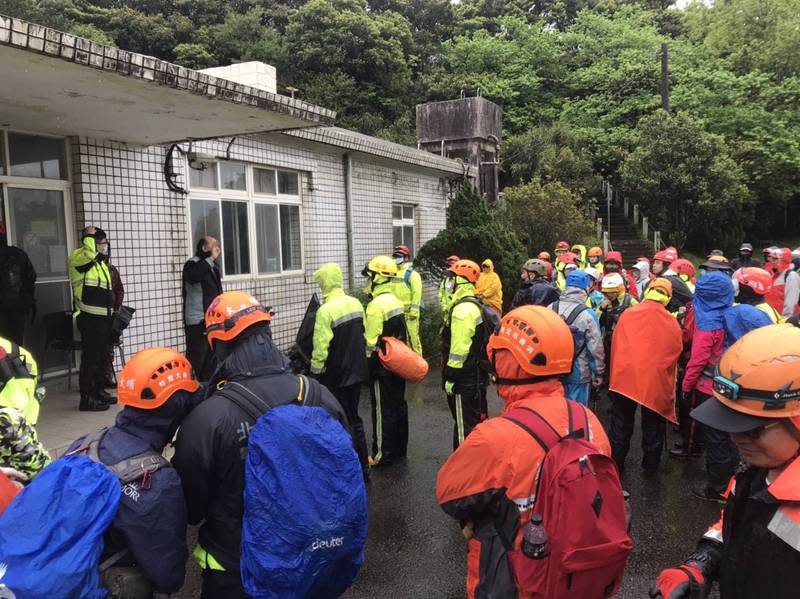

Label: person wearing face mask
[650,324,800,599]
[390,245,423,355]
[603,251,640,300]
[69,226,114,411]
[67,348,203,595]
[730,243,760,271]
[183,236,223,381]
[511,259,560,308]
[734,267,781,323]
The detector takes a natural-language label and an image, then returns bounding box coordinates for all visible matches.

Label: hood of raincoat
[693,271,734,331]
[571,245,588,266]
[560,286,588,304]
[481,259,495,273]
[633,260,650,282]
[722,304,772,349]
[313,262,343,298]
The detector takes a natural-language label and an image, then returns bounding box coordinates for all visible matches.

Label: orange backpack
[378,337,429,383]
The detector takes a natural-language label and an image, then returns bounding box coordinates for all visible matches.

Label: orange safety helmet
[487,306,574,379]
[670,258,695,279]
[205,291,274,347]
[118,348,199,410]
[449,259,481,284]
[706,325,800,422]
[537,251,551,261]
[587,246,603,258]
[734,267,772,295]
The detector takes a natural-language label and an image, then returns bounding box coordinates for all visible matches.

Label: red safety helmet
[734,267,773,295]
[605,251,623,265]
[446,255,460,266]
[393,245,410,258]
[557,252,578,265]
[205,291,274,347]
[555,241,570,252]
[118,348,200,410]
[637,256,650,264]
[653,247,678,263]
[487,306,574,378]
[449,259,481,284]
[670,258,695,278]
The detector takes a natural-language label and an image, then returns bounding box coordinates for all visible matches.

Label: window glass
[403,226,415,256]
[7,188,69,278]
[278,171,299,195]
[0,134,5,176]
[280,205,301,270]
[255,204,280,273]
[190,199,221,249]
[393,226,403,248]
[402,206,414,220]
[254,168,276,195]
[8,133,66,179]
[221,201,250,275]
[189,162,218,189]
[392,205,401,220]
[220,163,246,191]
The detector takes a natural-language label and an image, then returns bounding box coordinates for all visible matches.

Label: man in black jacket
[172,291,348,598]
[182,237,222,381]
[511,258,560,308]
[0,228,37,346]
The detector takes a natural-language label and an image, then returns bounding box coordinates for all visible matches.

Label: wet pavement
[175,371,723,598]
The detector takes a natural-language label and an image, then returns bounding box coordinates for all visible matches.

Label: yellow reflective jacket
[68,235,112,317]
[0,337,41,425]
[364,285,406,356]
[757,301,782,324]
[475,260,503,313]
[391,261,423,316]
[443,283,482,371]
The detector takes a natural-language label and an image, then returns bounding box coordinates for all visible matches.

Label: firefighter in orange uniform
[436,306,614,598]
[651,324,800,599]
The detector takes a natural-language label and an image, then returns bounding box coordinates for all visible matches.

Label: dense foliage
[4,0,799,245]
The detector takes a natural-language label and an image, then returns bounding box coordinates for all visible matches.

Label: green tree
[416,184,526,311]
[620,110,751,250]
[499,180,598,256]
[173,42,216,69]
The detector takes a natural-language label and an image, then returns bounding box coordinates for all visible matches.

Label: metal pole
[661,43,670,112]
[606,182,612,246]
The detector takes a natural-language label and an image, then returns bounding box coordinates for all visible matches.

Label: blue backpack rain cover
[241,403,368,599]
[0,455,120,598]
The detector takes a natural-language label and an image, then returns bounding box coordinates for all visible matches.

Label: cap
[739,243,753,252]
[691,397,771,433]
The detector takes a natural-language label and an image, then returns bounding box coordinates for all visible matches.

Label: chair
[43,311,81,391]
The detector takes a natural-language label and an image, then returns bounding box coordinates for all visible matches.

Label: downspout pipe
[343,152,356,289]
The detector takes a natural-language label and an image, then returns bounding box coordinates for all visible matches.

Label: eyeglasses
[741,421,782,440]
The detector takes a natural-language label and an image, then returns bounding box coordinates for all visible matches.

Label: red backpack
[504,400,632,598]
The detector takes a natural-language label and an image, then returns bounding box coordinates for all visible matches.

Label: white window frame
[186,160,304,281]
[392,203,416,256]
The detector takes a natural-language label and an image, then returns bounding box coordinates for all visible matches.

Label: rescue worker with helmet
[764,247,800,319]
[68,348,203,595]
[670,259,696,293]
[554,252,578,290]
[363,256,408,467]
[68,226,114,412]
[475,258,502,315]
[597,273,638,365]
[608,278,683,474]
[438,255,460,312]
[310,263,370,480]
[571,244,588,270]
[0,337,49,481]
[734,267,781,323]
[390,244,423,355]
[651,247,679,278]
[651,324,800,599]
[172,291,347,597]
[436,306,613,598]
[441,259,487,448]
[587,246,604,272]
[512,259,560,308]
[554,240,570,257]
[603,251,640,300]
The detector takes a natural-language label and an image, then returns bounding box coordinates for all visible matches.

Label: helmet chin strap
[489,352,551,386]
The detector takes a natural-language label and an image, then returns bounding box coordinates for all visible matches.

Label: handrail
[604,180,666,251]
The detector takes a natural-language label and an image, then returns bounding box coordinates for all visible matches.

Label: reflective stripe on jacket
[442,285,482,382]
[68,236,112,317]
[0,337,40,425]
[391,262,423,315]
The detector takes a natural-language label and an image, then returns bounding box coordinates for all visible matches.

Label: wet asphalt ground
[177,371,722,598]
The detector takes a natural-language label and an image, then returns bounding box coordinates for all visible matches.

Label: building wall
[69,134,449,360]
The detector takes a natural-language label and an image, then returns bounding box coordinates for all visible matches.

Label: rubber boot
[79,394,110,412]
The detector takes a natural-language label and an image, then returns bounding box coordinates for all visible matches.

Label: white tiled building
[0,15,464,372]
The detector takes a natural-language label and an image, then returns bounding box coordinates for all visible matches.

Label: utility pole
[660,43,670,112]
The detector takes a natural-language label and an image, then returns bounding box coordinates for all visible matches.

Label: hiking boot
[691,486,726,504]
[669,447,700,459]
[102,379,117,389]
[79,395,110,412]
[97,389,117,404]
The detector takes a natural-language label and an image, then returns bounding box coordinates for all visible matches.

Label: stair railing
[604,181,666,252]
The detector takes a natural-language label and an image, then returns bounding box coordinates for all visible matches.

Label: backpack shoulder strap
[553,300,560,314]
[565,303,589,325]
[109,452,171,486]
[66,428,108,461]
[217,380,271,422]
[404,267,413,286]
[298,374,323,407]
[504,407,562,453]
[565,398,590,441]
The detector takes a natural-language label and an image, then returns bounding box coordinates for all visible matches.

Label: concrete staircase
[606,204,653,268]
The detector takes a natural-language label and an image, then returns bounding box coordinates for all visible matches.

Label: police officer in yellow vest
[391,245,423,355]
[311,263,370,480]
[68,226,113,411]
[363,256,408,467]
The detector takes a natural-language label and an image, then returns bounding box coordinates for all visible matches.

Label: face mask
[98,243,109,255]
[394,257,404,265]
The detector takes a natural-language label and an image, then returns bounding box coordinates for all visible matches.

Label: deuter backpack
[219,376,368,599]
[504,400,632,598]
[0,456,121,598]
